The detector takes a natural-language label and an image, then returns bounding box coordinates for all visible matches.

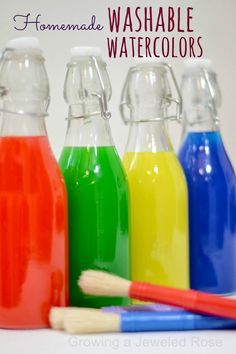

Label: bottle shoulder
[180,131,233,162]
[0,136,66,195]
[59,145,128,186]
[123,151,186,179]
[179,133,236,184]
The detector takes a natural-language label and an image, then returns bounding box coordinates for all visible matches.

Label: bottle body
[0,129,68,328]
[60,141,130,307]
[123,149,189,288]
[122,119,189,289]
[179,131,236,294]
[59,112,130,307]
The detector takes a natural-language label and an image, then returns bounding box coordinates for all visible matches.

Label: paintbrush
[49,306,236,334]
[78,270,236,320]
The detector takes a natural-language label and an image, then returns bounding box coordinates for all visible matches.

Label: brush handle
[130,282,236,320]
[120,312,236,332]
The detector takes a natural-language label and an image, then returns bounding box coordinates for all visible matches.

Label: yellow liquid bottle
[121,61,189,289]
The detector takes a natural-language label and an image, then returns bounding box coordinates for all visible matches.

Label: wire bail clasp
[163,63,182,123]
[91,56,111,120]
[120,62,182,124]
[0,48,11,98]
[0,86,8,98]
[202,68,219,123]
[0,48,10,117]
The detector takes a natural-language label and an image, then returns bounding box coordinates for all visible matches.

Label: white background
[0,0,235,165]
[1,329,236,354]
[1,0,236,353]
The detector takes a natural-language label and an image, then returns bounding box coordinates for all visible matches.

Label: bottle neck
[131,107,165,122]
[64,113,114,147]
[0,50,49,117]
[125,120,173,153]
[181,71,221,135]
[181,108,219,135]
[68,103,101,119]
[0,111,47,137]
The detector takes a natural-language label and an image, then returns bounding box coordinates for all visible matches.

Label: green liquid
[59,146,130,307]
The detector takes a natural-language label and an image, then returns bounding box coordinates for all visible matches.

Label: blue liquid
[179,131,236,294]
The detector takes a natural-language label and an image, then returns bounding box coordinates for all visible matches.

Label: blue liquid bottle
[179,59,236,295]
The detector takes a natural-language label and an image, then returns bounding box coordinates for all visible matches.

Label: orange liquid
[0,136,68,328]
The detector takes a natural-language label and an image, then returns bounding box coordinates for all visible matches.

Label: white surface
[1,329,236,354]
[70,46,102,58]
[6,36,41,51]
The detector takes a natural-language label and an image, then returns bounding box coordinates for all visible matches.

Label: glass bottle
[178,59,236,295]
[59,47,130,307]
[0,37,68,328]
[121,60,189,289]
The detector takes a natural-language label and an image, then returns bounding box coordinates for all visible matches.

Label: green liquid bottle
[59,47,130,307]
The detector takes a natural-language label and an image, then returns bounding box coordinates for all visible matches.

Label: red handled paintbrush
[78,270,236,320]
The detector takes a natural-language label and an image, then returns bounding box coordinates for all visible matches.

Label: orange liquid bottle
[0,38,68,328]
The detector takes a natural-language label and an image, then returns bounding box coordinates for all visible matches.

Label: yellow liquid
[123,151,189,289]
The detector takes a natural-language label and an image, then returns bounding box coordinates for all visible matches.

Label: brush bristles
[49,307,68,330]
[64,308,120,334]
[49,307,80,330]
[78,270,131,297]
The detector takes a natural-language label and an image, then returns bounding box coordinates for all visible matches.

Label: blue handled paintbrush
[50,306,236,334]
